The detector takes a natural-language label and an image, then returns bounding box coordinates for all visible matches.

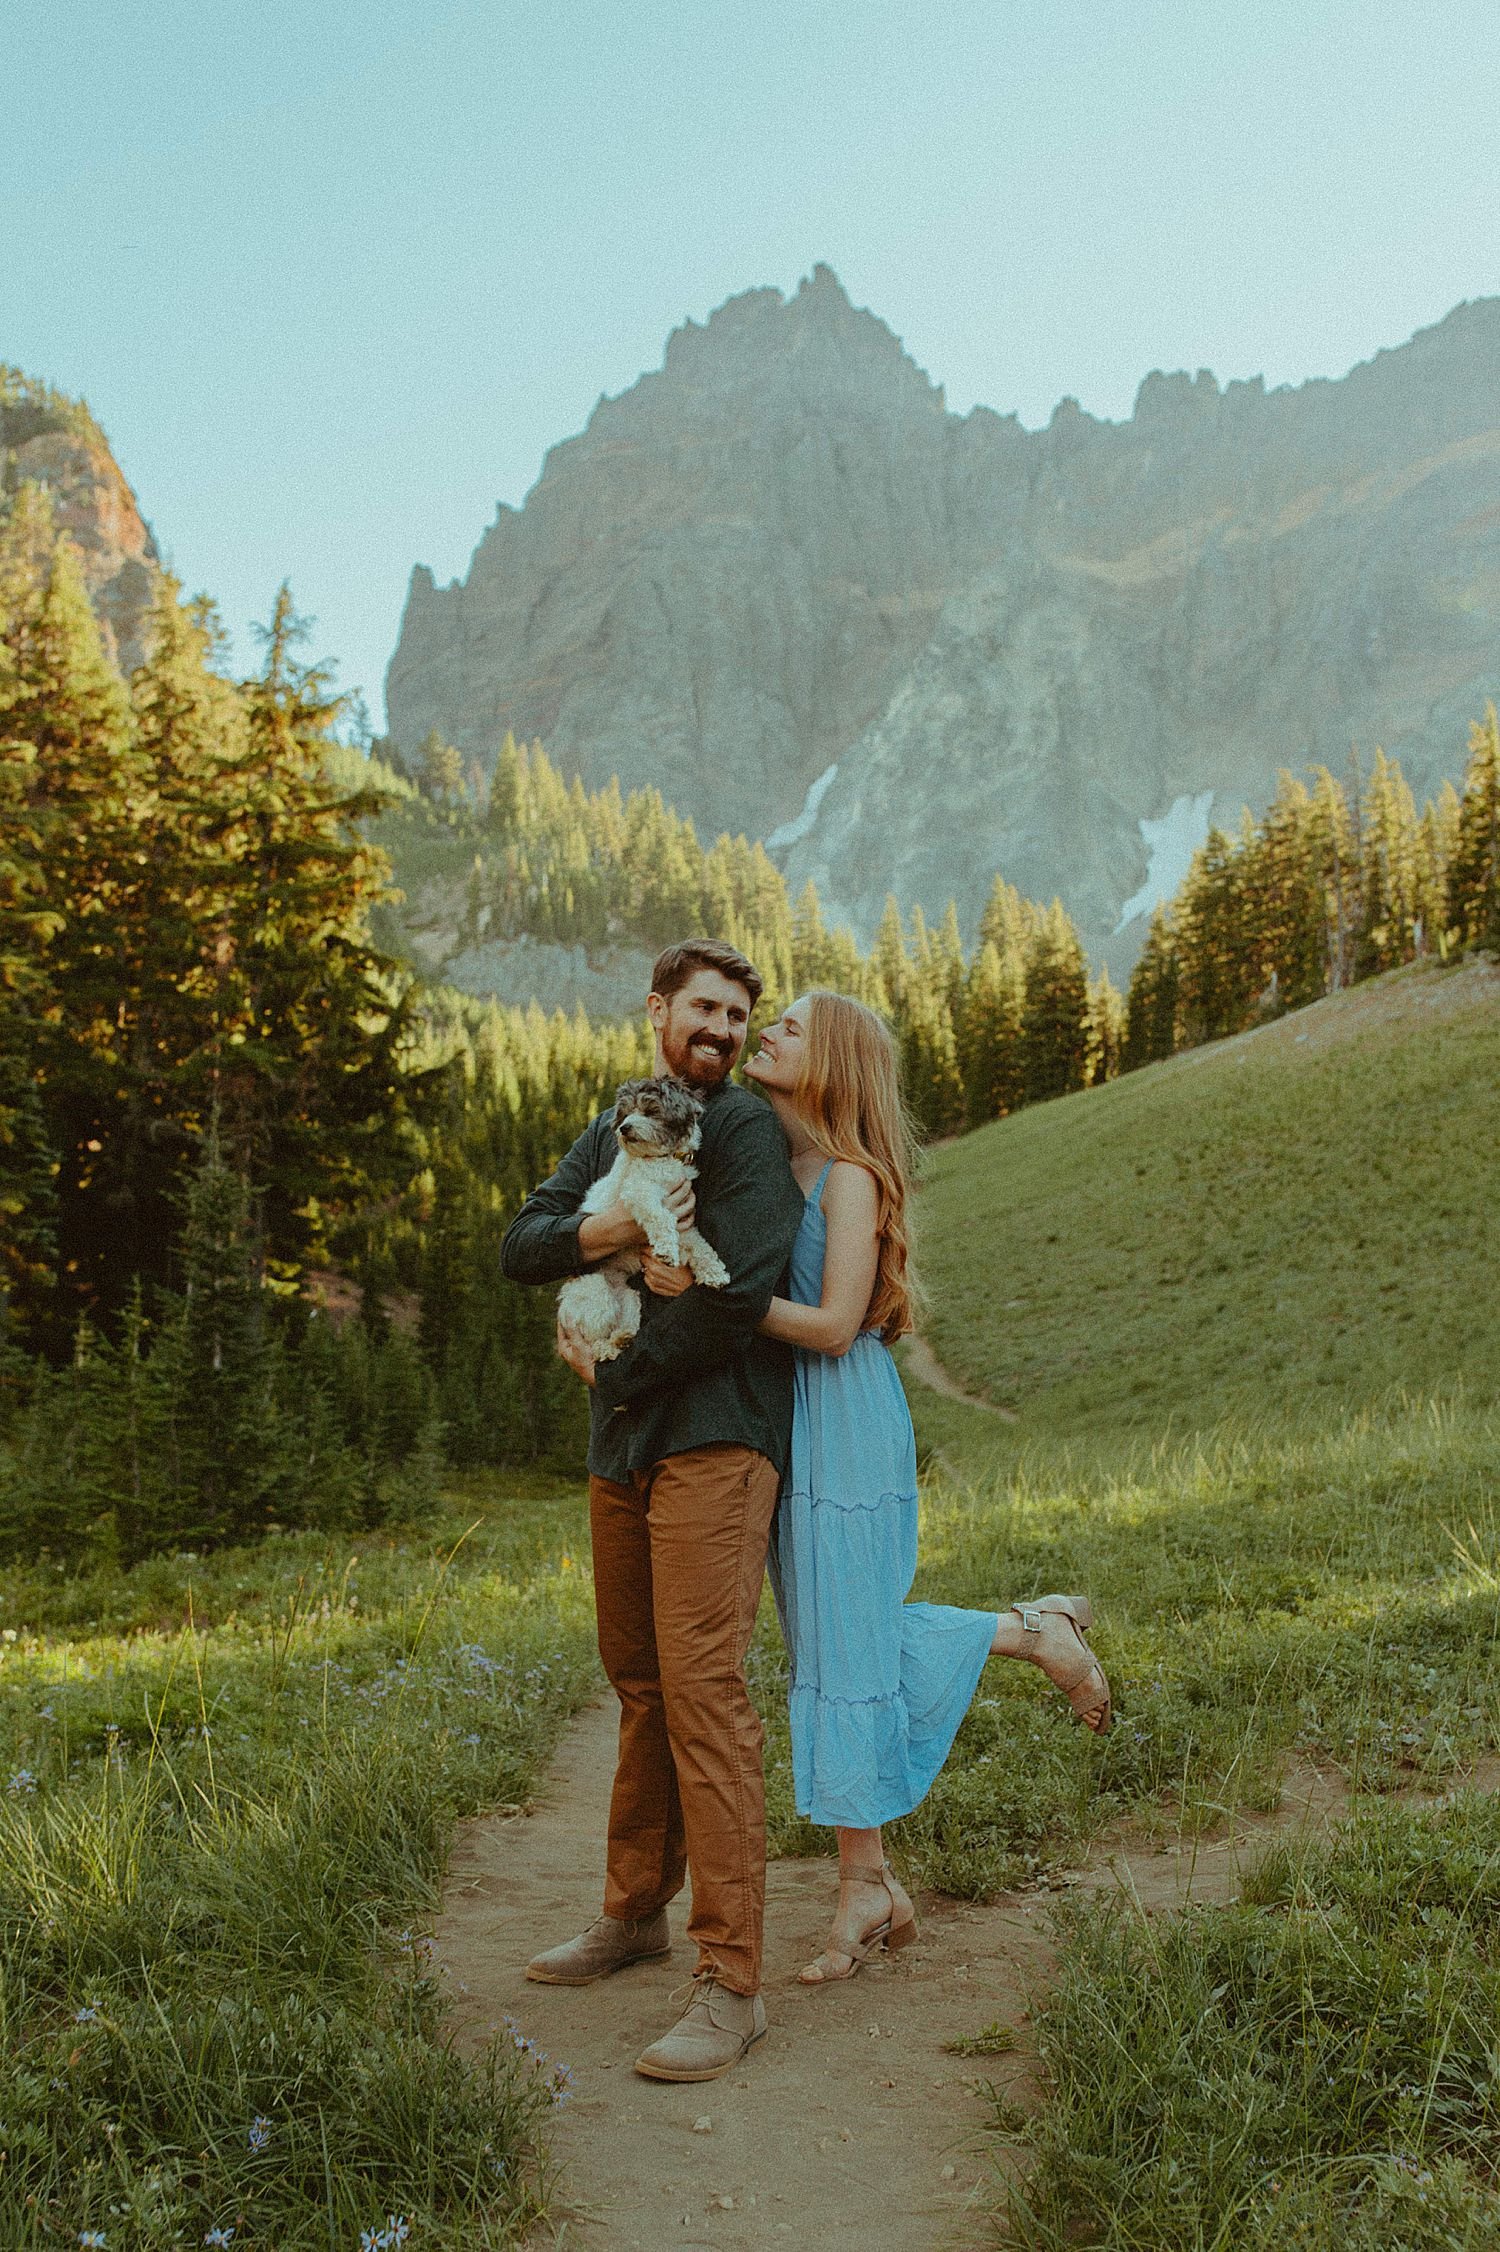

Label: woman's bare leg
[799,1825,916,1983]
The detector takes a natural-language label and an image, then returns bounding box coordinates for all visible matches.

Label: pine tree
[1446,705,1500,953]
[1020,900,1090,1102]
[790,879,832,991]
[871,896,908,1016]
[2,536,140,1342]
[959,939,1025,1123]
[217,586,424,1277]
[1253,771,1328,1009]
[1176,826,1258,1043]
[0,493,62,1316]
[1357,748,1423,976]
[485,732,525,837]
[1084,966,1126,1085]
[1307,766,1361,991]
[416,727,465,806]
[978,875,1036,962]
[1122,907,1180,1068]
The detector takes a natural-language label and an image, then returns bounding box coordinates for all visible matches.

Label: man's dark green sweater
[499,1080,805,1483]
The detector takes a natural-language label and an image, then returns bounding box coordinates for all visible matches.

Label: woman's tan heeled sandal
[1013,1594,1114,1734]
[797,1861,919,1985]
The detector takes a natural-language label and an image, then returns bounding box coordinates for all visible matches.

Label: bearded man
[500,938,803,2082]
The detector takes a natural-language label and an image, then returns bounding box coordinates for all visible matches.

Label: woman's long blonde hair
[795,991,920,1341]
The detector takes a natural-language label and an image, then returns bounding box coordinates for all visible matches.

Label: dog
[557,1077,731,1362]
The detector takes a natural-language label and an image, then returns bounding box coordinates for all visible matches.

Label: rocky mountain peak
[617,264,944,428]
[386,282,1500,974]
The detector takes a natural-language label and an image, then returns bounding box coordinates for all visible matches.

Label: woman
[741,990,1112,1984]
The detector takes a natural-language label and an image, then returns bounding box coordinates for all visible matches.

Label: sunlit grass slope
[0,1477,598,2251]
[888,957,1500,2247]
[919,958,1500,1443]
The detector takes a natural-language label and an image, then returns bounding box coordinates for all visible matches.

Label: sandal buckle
[1019,1605,1043,1634]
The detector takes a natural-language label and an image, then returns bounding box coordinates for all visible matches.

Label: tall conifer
[1447,705,1500,952]
[1122,907,1180,1068]
[1021,900,1090,1102]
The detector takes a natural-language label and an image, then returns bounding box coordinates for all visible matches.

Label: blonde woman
[741,991,1112,1983]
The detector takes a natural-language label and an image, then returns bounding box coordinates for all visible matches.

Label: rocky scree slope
[386,272,1500,971]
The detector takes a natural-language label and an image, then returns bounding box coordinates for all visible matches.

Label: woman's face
[743,996,810,1096]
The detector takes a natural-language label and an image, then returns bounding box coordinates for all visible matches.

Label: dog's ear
[659,1076,705,1119]
[612,1077,651,1123]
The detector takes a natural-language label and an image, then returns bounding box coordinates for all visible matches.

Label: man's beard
[661,1024,739,1088]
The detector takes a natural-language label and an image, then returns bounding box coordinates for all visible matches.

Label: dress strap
[809,1158,836,1208]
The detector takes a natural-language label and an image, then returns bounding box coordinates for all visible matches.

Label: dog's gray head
[612,1076,704,1160]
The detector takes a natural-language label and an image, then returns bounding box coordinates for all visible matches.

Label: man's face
[648,969,752,1089]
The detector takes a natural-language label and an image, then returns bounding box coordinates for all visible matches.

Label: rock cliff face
[1,373,160,672]
[388,266,961,846]
[389,277,1500,968]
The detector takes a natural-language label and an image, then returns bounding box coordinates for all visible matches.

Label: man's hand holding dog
[577,1178,696,1260]
[640,1251,695,1299]
[555,1316,598,1387]
[558,1180,696,1380]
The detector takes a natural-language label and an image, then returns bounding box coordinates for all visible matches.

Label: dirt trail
[435,1702,1348,2250]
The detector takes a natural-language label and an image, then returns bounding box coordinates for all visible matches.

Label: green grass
[1005,1794,1500,2249]
[7,959,1499,2246]
[760,1396,1500,1894]
[0,1476,599,2250]
[918,960,1500,1442]
[892,959,1500,2244]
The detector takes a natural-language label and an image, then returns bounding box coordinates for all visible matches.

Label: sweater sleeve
[499,1117,606,1285]
[592,1098,802,1411]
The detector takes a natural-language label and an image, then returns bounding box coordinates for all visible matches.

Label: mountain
[386,273,1500,969]
[1,370,159,672]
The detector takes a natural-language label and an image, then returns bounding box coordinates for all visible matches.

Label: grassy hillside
[917,956,1500,1444]
[886,956,1500,2243]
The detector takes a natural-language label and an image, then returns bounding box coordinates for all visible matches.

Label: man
[500,938,804,2082]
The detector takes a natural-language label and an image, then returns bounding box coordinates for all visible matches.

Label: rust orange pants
[589,1444,781,1996]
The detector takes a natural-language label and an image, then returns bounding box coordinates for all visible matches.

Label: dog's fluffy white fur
[558,1077,730,1362]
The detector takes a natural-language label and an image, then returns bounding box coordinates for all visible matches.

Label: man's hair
[649,938,763,1008]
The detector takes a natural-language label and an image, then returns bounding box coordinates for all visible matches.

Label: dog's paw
[643,1219,682,1263]
[684,1232,730,1288]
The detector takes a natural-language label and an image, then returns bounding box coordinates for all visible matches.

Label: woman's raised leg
[991,1595,1113,1732]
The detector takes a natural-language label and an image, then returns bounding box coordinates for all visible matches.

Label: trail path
[435,1702,1347,2250]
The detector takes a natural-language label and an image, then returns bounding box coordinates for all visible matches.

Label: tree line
[1122,728,1500,1065]
[0,500,707,1557]
[400,729,1126,1137]
[5,468,1496,1566]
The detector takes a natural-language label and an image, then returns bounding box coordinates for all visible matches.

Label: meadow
[918,956,1500,1441]
[873,958,1500,2248]
[3,957,1497,2248]
[0,1480,596,2251]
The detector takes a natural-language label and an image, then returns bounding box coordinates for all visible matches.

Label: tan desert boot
[526,1910,671,1985]
[634,1972,767,2081]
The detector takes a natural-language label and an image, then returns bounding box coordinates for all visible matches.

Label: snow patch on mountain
[1115,792,1216,930]
[766,763,839,851]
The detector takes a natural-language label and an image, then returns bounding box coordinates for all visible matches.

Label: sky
[6,0,1499,726]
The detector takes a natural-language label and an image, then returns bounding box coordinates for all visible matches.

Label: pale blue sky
[7,0,1497,723]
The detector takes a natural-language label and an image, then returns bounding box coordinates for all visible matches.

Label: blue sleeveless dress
[769,1161,998,1829]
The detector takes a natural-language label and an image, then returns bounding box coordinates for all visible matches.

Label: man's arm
[499,1117,606,1285]
[591,1101,803,1410]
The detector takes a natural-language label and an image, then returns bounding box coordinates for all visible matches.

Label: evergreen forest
[3,475,1498,1569]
